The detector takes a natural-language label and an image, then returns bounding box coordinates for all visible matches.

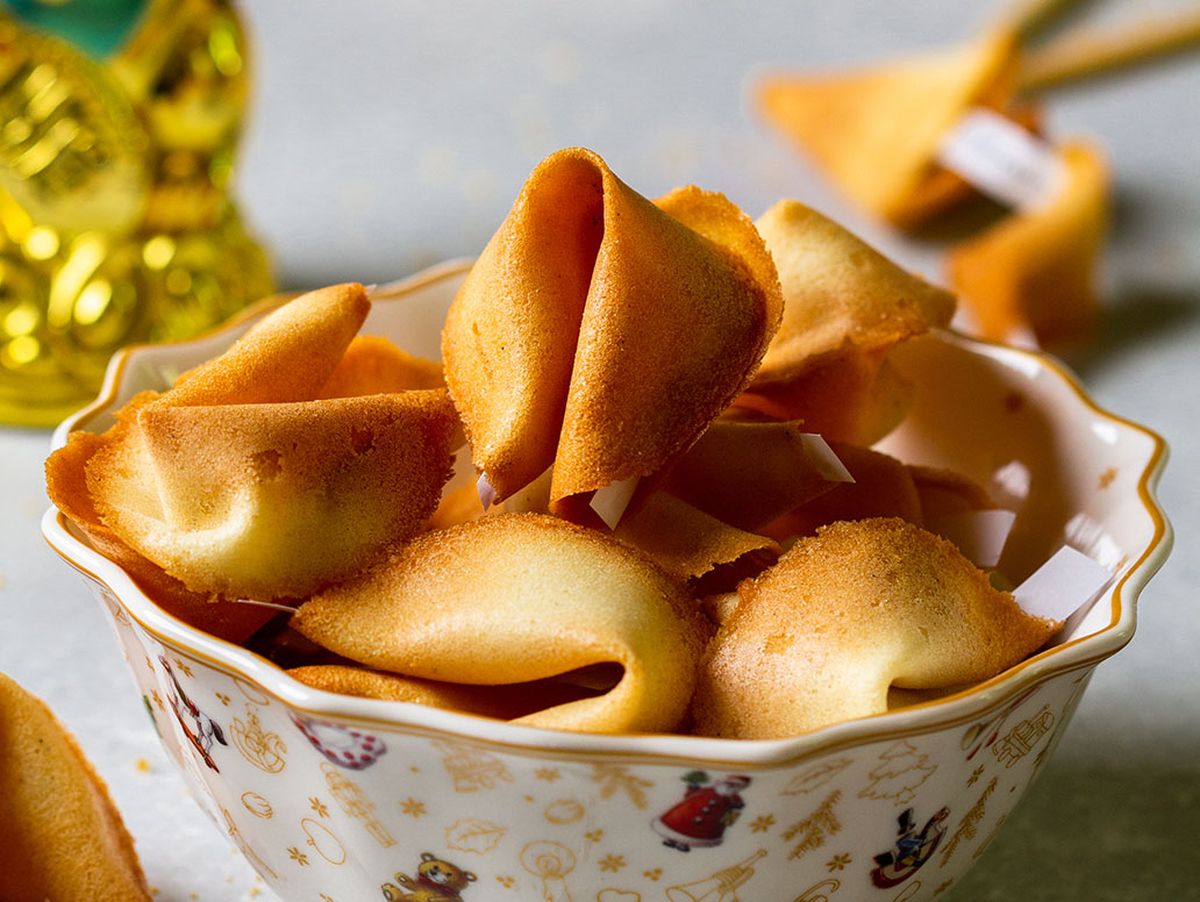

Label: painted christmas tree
[857,741,937,805]
[940,776,997,866]
[783,791,843,859]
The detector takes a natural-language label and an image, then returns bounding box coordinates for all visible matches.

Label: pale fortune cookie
[0,673,150,901]
[292,513,709,734]
[693,518,1055,739]
[443,147,782,508]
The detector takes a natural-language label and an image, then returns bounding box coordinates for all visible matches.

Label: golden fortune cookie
[0,673,150,902]
[443,147,782,509]
[758,30,1023,227]
[693,518,1055,739]
[947,141,1109,346]
[292,513,709,734]
[58,283,459,601]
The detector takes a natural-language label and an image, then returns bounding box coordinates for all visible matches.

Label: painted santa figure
[653,771,752,851]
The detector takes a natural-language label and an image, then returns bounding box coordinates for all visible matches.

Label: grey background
[2,0,1198,899]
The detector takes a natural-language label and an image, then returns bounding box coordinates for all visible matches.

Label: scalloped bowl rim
[42,259,1173,769]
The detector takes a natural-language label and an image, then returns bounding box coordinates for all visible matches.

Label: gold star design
[496,875,516,888]
[535,767,561,782]
[825,853,852,871]
[1098,467,1118,489]
[309,797,329,818]
[173,658,194,677]
[400,797,427,818]
[215,692,231,706]
[643,868,663,881]
[150,689,164,711]
[598,854,626,873]
[585,829,604,843]
[967,765,985,786]
[749,814,776,833]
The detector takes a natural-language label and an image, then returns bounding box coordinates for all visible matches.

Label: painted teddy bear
[381,852,477,901]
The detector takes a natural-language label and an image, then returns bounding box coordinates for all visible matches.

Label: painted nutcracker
[653,771,752,851]
[870,805,950,888]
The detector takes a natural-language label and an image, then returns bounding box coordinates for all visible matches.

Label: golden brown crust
[757,31,1018,225]
[292,513,709,734]
[947,142,1108,345]
[442,147,782,504]
[318,334,444,398]
[0,673,150,901]
[168,283,369,406]
[89,390,459,600]
[613,491,778,581]
[752,200,955,385]
[692,518,1055,739]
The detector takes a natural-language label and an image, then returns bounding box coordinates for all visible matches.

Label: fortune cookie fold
[947,142,1108,345]
[292,513,709,734]
[758,31,1022,227]
[693,518,1055,739]
[0,673,150,901]
[443,147,782,507]
[51,283,460,602]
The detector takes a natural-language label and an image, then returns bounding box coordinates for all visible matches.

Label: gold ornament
[0,1,271,426]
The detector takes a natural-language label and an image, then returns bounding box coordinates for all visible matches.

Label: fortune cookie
[53,283,460,601]
[947,142,1108,345]
[443,147,782,510]
[693,518,1055,738]
[292,513,709,734]
[734,201,954,444]
[0,673,150,901]
[759,30,1023,226]
[45,400,274,641]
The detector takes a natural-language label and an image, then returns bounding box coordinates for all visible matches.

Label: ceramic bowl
[43,261,1171,902]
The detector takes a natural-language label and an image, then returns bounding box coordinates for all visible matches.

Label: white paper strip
[801,433,855,483]
[589,476,640,530]
[476,471,498,510]
[1013,545,1113,623]
[937,108,1065,211]
[927,508,1017,569]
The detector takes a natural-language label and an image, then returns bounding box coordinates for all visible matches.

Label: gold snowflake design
[598,854,626,873]
[215,692,231,706]
[172,658,193,678]
[496,875,516,888]
[749,814,776,833]
[967,765,986,787]
[400,797,427,818]
[825,853,852,871]
[287,846,309,866]
[309,797,329,818]
[149,689,164,711]
[535,767,561,782]
[644,868,663,881]
[585,829,605,843]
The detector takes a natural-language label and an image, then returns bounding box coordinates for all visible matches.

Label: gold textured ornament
[0,0,272,426]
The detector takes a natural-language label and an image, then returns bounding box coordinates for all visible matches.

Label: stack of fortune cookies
[48,147,1059,740]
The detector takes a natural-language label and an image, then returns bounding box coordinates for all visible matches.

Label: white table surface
[2,1,1197,899]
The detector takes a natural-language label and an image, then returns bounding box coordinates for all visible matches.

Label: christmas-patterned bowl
[43,261,1171,902]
